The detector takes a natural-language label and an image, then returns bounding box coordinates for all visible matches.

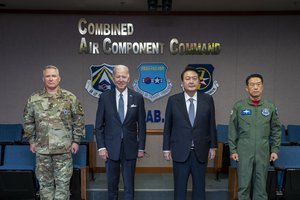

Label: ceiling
[0,0,300,13]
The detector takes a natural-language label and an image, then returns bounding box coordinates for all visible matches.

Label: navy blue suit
[95,88,146,200]
[163,92,217,200]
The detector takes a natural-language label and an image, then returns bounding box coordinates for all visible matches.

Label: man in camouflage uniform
[228,74,281,200]
[23,65,85,200]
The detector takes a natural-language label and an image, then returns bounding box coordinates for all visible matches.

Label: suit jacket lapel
[194,92,202,125]
[178,93,191,126]
[125,88,134,122]
[110,89,120,121]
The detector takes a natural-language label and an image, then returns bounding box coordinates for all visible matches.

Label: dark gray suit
[163,92,217,200]
[95,88,146,200]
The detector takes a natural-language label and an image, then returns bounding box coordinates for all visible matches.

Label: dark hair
[181,66,199,81]
[246,74,264,85]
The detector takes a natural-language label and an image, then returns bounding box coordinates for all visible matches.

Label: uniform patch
[133,63,172,102]
[85,64,115,98]
[186,64,219,95]
[241,109,252,115]
[63,109,69,115]
[261,108,270,116]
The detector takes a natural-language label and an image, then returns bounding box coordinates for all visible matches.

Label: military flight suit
[228,98,281,200]
[24,88,85,200]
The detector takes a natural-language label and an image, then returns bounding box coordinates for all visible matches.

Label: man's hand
[99,149,109,161]
[30,143,36,153]
[208,148,216,160]
[138,150,145,158]
[163,151,172,161]
[231,153,239,161]
[71,143,79,154]
[270,152,278,161]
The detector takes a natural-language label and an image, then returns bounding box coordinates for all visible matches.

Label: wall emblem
[133,63,172,102]
[85,64,115,98]
[187,64,219,95]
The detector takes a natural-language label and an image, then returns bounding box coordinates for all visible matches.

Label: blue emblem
[85,64,115,98]
[187,64,219,95]
[241,109,252,115]
[133,63,172,102]
[261,108,270,116]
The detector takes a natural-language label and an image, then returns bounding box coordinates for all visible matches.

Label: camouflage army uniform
[24,87,85,200]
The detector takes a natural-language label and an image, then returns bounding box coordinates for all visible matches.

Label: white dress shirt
[184,92,197,117]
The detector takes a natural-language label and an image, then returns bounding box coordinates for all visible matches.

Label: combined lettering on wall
[78,18,221,55]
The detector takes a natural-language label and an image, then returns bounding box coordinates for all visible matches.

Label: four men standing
[23,65,281,200]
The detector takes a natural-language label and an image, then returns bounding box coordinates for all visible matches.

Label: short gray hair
[43,65,60,76]
[113,65,129,77]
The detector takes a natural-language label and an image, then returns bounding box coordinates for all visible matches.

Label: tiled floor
[87,172,229,200]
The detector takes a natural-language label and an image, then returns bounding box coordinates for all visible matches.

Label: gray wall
[1,13,300,167]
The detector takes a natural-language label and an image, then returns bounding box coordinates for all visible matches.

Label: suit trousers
[173,150,207,200]
[106,141,137,200]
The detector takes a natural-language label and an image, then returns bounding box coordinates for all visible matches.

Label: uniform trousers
[36,153,73,200]
[237,154,269,200]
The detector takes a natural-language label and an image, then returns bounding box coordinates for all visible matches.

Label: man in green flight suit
[228,73,281,200]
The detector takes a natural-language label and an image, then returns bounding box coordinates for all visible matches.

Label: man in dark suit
[95,64,146,200]
[163,66,217,200]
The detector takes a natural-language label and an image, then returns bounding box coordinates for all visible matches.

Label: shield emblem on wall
[85,64,115,98]
[187,64,219,95]
[133,63,172,102]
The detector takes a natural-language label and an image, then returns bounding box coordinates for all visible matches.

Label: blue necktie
[118,93,124,123]
[189,98,195,126]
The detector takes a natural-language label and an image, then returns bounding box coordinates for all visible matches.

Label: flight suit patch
[241,109,252,115]
[261,108,270,116]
